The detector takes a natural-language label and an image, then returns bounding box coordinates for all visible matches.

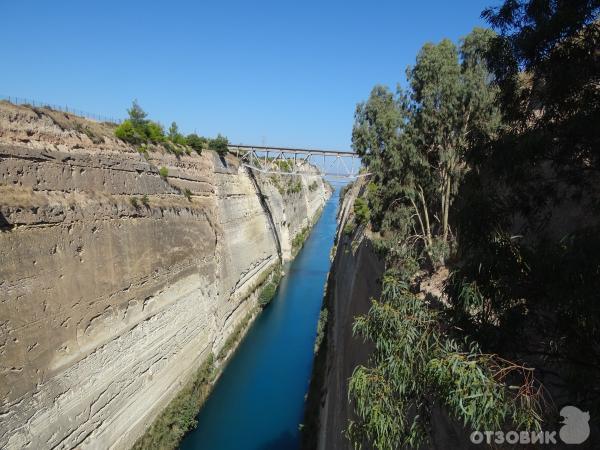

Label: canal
[179,187,340,450]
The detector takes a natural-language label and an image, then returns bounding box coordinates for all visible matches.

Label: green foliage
[313,308,328,353]
[353,197,370,224]
[258,282,277,307]
[168,122,187,145]
[209,134,229,156]
[274,159,292,172]
[292,226,310,253]
[146,121,165,143]
[131,355,216,450]
[159,166,169,178]
[347,271,542,449]
[127,99,147,128]
[163,141,184,156]
[343,222,355,236]
[137,144,149,159]
[308,181,319,192]
[186,133,207,154]
[258,267,282,308]
[217,309,256,361]
[114,101,166,144]
[130,197,139,208]
[183,188,192,201]
[141,194,150,207]
[339,182,354,203]
[114,120,137,143]
[352,28,500,264]
[286,180,302,195]
[344,4,600,448]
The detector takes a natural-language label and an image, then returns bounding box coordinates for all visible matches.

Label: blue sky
[1,0,494,150]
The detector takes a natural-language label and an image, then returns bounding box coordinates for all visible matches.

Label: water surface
[180,188,340,450]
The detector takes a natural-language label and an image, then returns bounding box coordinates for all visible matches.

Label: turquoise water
[179,188,339,450]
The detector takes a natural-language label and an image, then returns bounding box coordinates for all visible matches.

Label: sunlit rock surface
[0,102,331,449]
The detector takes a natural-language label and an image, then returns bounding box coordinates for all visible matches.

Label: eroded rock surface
[0,102,331,449]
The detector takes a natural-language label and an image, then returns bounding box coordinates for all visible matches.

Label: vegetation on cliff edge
[114,100,229,156]
[346,1,599,447]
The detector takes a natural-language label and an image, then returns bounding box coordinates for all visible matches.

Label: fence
[0,95,122,124]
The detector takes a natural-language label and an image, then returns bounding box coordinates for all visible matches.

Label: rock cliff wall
[0,102,331,450]
[306,183,478,450]
[304,181,383,450]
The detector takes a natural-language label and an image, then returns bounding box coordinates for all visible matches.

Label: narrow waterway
[179,187,340,450]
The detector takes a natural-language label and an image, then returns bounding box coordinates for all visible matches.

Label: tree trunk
[410,196,427,247]
[418,186,432,248]
[442,175,451,241]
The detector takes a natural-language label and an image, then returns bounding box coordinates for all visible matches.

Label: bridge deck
[228,144,356,157]
[228,144,363,178]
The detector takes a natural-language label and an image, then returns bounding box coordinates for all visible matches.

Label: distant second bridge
[229,144,364,179]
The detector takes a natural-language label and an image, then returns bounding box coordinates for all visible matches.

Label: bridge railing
[229,144,364,179]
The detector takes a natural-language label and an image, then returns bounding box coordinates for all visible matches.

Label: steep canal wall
[0,102,331,450]
[305,182,474,450]
[304,180,384,450]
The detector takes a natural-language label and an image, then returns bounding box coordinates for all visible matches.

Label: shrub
[141,194,150,207]
[314,308,328,353]
[127,99,147,128]
[131,355,216,450]
[114,120,138,143]
[164,141,183,156]
[146,121,165,143]
[168,122,187,145]
[286,180,302,195]
[217,310,255,360]
[137,144,149,159]
[258,282,278,307]
[275,159,292,172]
[209,134,229,156]
[353,197,370,224]
[292,226,310,252]
[258,267,282,307]
[183,188,192,201]
[343,222,355,236]
[114,101,165,144]
[159,167,169,178]
[186,133,207,154]
[130,197,139,208]
[340,182,353,202]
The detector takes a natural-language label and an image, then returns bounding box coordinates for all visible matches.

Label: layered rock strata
[0,102,331,449]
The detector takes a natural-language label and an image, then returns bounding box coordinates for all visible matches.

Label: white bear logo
[559,405,590,444]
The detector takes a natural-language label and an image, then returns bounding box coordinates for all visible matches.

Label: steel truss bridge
[229,144,364,179]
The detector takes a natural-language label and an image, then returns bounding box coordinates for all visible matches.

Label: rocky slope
[0,102,331,450]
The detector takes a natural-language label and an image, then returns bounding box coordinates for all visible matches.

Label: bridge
[228,144,364,179]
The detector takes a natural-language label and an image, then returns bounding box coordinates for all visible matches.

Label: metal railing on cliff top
[0,95,122,124]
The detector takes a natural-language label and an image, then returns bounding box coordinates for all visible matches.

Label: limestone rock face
[309,181,384,450]
[0,102,331,449]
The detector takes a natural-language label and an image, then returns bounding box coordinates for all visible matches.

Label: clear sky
[1,0,496,150]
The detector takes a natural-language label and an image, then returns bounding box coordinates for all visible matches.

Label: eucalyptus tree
[407,28,500,247]
[346,29,533,449]
[353,28,499,264]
